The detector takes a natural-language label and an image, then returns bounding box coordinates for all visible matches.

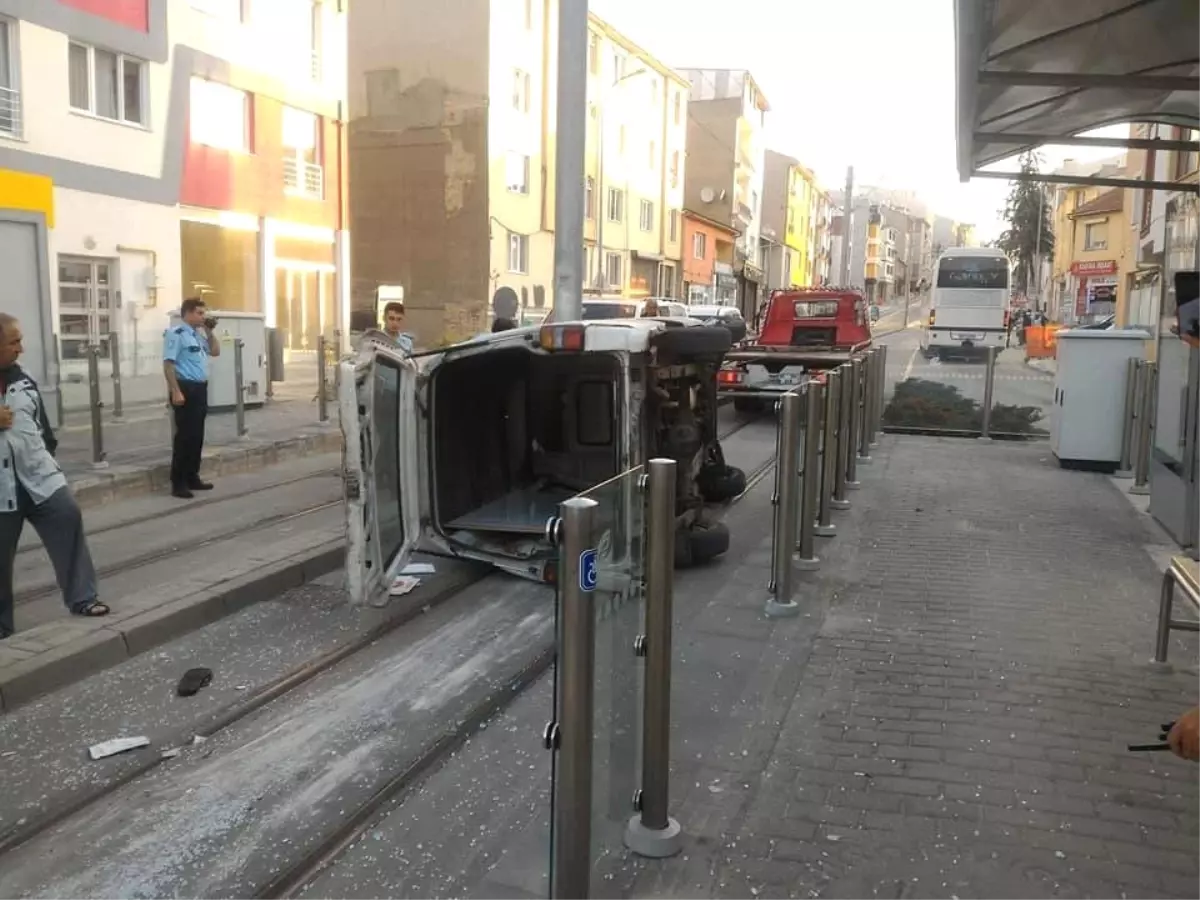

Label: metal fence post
[108,331,124,421]
[316,334,329,423]
[264,327,276,401]
[1130,361,1156,496]
[845,359,864,486]
[1116,358,1140,478]
[51,333,65,427]
[550,496,598,900]
[766,391,803,618]
[832,365,853,509]
[871,345,887,445]
[856,354,872,466]
[795,381,822,570]
[626,458,684,857]
[86,344,108,469]
[980,345,997,441]
[816,370,839,537]
[233,337,248,439]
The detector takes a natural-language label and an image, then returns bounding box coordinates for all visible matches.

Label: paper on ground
[400,562,436,575]
[88,736,150,760]
[389,575,421,596]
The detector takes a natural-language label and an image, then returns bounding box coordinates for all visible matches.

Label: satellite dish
[699,187,715,204]
[492,286,519,321]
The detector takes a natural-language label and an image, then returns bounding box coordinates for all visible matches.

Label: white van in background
[922,247,1011,361]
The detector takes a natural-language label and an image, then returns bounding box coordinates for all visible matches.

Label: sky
[589,0,1126,242]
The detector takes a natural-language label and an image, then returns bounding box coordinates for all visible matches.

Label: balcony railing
[283,157,324,199]
[0,85,23,139]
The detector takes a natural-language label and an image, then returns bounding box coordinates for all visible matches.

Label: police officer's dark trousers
[0,483,99,637]
[170,379,208,489]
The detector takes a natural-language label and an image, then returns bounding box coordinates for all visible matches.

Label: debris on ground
[88,736,150,760]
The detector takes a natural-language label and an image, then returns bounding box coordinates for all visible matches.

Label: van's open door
[338,335,421,607]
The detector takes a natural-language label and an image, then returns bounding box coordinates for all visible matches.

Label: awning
[955,0,1200,188]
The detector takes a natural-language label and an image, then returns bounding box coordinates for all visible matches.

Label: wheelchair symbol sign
[579,549,598,592]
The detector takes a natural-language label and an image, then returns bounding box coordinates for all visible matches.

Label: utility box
[167,310,267,411]
[1051,329,1150,469]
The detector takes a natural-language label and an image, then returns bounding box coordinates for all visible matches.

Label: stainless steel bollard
[832,365,853,509]
[626,458,684,857]
[108,331,124,421]
[856,354,873,466]
[795,381,822,570]
[264,327,276,400]
[980,345,998,440]
[86,345,108,469]
[1130,362,1156,496]
[766,392,803,618]
[316,334,329,423]
[550,497,599,900]
[871,344,887,445]
[51,333,65,427]
[234,337,248,438]
[1116,357,1139,478]
[846,359,864,486]
[816,370,839,537]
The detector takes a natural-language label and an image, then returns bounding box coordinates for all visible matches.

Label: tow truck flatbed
[724,342,870,367]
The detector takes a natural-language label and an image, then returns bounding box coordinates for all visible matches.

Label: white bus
[922,247,1011,361]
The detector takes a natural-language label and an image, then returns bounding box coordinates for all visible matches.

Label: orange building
[682,210,738,305]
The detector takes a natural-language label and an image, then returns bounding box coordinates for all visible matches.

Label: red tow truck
[716,286,874,411]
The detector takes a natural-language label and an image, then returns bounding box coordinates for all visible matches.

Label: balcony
[0,85,22,139]
[284,157,324,199]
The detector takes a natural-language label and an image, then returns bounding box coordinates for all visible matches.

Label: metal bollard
[549,497,598,900]
[1130,362,1156,496]
[845,359,863,486]
[856,354,873,466]
[816,370,839,537]
[795,381,822,570]
[51,333,65,427]
[871,344,887,445]
[86,345,108,469]
[1116,358,1140,478]
[980,345,998,440]
[832,365,853,509]
[264,327,276,401]
[316,334,329,423]
[766,391,803,618]
[233,337,248,438]
[626,458,684,856]
[108,331,124,421]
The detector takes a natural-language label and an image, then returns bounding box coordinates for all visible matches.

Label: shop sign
[1070,259,1117,276]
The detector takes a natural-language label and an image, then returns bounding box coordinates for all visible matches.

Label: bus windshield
[936,256,1009,290]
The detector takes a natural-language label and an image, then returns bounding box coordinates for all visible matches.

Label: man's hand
[1168,707,1200,762]
[0,406,11,429]
[171,388,185,407]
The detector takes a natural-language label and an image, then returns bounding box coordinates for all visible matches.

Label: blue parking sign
[579,549,598,592]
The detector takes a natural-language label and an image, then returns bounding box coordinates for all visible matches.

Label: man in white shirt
[382,302,415,354]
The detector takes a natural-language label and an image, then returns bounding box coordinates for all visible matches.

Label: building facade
[1047,156,1125,323]
[680,209,736,304]
[864,205,897,304]
[0,0,348,417]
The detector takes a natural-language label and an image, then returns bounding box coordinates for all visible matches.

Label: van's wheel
[733,397,764,414]
[674,521,731,569]
[698,464,746,503]
[652,325,732,357]
[921,346,936,360]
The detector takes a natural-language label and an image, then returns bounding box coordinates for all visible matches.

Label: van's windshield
[546,301,639,322]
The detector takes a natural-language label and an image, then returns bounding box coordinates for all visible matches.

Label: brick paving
[631,435,1198,900]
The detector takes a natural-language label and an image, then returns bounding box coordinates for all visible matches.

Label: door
[340,337,423,606]
[57,257,114,363]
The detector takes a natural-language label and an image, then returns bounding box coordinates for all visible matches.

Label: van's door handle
[1181,386,1190,448]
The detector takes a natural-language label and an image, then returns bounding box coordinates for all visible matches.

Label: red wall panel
[57,0,149,32]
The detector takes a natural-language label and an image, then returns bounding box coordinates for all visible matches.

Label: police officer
[164,297,221,499]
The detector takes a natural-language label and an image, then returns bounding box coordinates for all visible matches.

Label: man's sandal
[73,601,111,618]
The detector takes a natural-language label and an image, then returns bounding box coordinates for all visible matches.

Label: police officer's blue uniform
[164,323,211,494]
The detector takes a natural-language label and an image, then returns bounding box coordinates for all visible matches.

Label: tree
[997,151,1055,298]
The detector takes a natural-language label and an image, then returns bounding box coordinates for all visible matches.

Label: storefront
[1071,259,1118,322]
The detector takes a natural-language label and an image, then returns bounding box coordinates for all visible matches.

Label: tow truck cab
[337,318,743,607]
[718,288,873,410]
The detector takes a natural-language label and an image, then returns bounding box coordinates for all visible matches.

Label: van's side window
[576,381,613,446]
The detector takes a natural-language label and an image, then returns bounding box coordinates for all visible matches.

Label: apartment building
[759,149,800,291]
[812,187,832,286]
[864,205,898,304]
[679,68,768,320]
[0,0,348,416]
[1047,156,1125,323]
[681,209,736,304]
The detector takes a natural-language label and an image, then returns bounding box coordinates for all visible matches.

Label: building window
[648,140,656,169]
[508,232,528,274]
[69,42,147,126]
[607,187,624,222]
[693,232,707,260]
[190,0,242,19]
[673,91,681,125]
[0,18,21,138]
[58,257,115,361]
[669,209,679,242]
[639,199,653,232]
[512,68,530,113]
[605,251,622,288]
[189,77,250,151]
[588,33,600,75]
[1174,127,1199,179]
[670,150,679,188]
[1084,221,1108,251]
[584,176,595,219]
[506,152,530,194]
[282,106,322,198]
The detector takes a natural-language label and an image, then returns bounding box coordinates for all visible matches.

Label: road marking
[902,345,919,381]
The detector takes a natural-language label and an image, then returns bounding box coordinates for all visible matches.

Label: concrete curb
[67,428,344,510]
[0,539,344,713]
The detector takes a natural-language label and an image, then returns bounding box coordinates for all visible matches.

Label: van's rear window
[937,257,1009,289]
[581,302,638,319]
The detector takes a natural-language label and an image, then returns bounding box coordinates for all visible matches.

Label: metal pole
[316,334,329,423]
[233,337,248,438]
[861,350,877,456]
[1131,362,1156,496]
[552,0,588,321]
[816,371,839,536]
[839,167,854,286]
[264,327,276,401]
[86,345,108,469]
[832,365,853,508]
[980,345,997,440]
[51,333,65,427]
[846,358,865,482]
[871,344,887,445]
[108,331,124,421]
[551,496,598,900]
[1116,357,1139,478]
[795,380,822,569]
[766,391,802,618]
[626,458,683,857]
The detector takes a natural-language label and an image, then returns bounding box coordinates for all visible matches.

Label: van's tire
[733,397,765,414]
[726,320,748,343]
[674,521,731,568]
[653,325,732,357]
[698,464,746,503]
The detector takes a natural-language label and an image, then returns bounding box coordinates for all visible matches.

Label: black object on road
[177,667,213,697]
